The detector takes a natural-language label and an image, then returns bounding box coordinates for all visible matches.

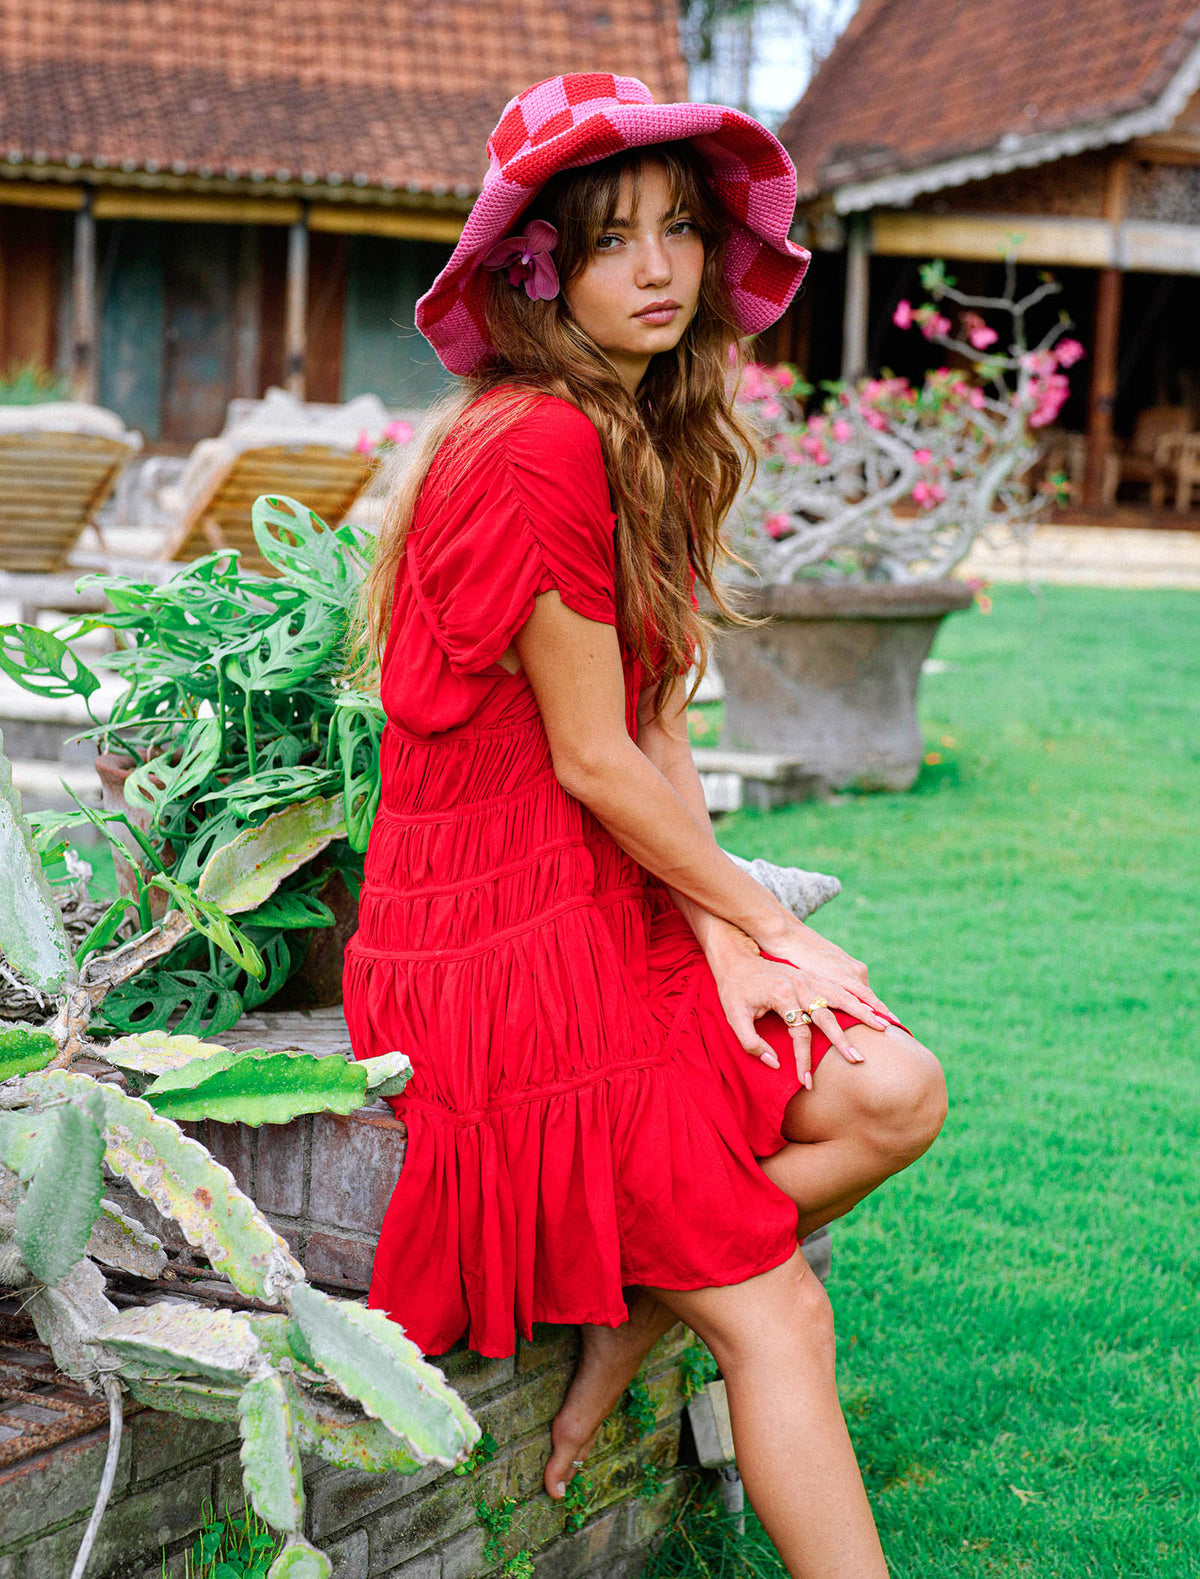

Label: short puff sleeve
[409,397,617,677]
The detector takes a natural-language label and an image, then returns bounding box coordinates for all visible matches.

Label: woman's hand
[706,924,893,1087]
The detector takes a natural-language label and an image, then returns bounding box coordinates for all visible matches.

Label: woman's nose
[636,239,672,286]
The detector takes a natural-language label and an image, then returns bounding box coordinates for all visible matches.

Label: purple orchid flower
[481,220,560,301]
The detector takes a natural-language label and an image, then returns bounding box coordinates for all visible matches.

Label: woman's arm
[513,593,891,1070]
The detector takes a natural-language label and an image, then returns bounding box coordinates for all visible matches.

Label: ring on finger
[805,998,828,1015]
[784,1008,812,1027]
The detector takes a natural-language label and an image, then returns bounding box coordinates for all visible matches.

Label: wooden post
[841,212,870,383]
[284,209,309,399]
[231,224,262,399]
[71,188,97,403]
[1083,160,1129,510]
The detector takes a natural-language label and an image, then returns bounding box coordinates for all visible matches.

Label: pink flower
[354,431,374,456]
[784,450,804,466]
[913,448,933,466]
[831,419,852,444]
[1055,338,1085,367]
[759,398,783,419]
[764,511,792,538]
[481,219,560,300]
[771,366,797,391]
[383,419,414,445]
[920,313,952,340]
[864,409,887,431]
[967,324,998,350]
[911,480,946,509]
[1020,350,1057,377]
[893,300,914,330]
[739,364,769,401]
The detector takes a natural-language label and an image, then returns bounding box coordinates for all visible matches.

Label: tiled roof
[780,0,1200,201]
[0,0,689,195]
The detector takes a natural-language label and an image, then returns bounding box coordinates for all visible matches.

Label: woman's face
[562,160,705,395]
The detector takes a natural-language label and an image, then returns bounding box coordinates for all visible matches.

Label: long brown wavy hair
[353,141,762,717]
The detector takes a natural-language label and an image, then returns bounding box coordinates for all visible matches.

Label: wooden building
[771,0,1200,508]
[0,0,686,446]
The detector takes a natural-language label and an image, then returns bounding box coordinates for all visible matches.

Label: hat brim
[416,99,810,377]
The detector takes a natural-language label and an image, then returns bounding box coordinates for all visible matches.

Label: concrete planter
[708,580,975,794]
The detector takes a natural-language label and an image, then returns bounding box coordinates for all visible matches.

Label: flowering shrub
[730,256,1084,584]
[355,417,415,457]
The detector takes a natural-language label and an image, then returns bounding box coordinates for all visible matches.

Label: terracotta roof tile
[780,0,1200,198]
[0,0,688,193]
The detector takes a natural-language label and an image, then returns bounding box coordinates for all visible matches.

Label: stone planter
[707,580,975,794]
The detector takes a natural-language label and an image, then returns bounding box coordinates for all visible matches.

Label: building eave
[828,33,1200,213]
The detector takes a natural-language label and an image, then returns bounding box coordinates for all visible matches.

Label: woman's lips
[634,303,680,325]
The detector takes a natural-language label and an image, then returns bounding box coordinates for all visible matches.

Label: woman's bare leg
[543,1289,679,1499]
[650,1249,887,1579]
[764,1022,947,1238]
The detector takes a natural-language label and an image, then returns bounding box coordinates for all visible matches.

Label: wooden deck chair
[0,429,137,573]
[163,443,376,574]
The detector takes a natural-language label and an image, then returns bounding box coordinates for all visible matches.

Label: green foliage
[238,1370,305,1535]
[501,1554,535,1579]
[0,360,72,404]
[452,1426,498,1476]
[13,1095,106,1283]
[0,1023,56,1080]
[562,1472,592,1532]
[623,1374,657,1439]
[680,1341,719,1401]
[638,1462,665,1500]
[0,496,376,1034]
[286,1284,478,1465]
[475,1494,516,1563]
[643,1472,782,1578]
[0,731,74,993]
[25,1069,305,1301]
[142,1045,371,1126]
[177,1499,284,1579]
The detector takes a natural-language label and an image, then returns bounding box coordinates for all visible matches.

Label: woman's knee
[853,1034,948,1167]
[700,1255,836,1377]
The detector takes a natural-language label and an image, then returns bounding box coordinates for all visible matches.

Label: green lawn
[714,584,1200,1578]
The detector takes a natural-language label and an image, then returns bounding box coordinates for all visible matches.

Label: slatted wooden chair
[0,428,138,573]
[162,443,377,573]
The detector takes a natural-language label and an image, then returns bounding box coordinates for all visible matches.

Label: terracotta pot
[705,580,975,794]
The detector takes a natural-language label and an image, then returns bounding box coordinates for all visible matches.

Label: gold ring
[806,998,828,1014]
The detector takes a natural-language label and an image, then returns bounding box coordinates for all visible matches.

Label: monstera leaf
[124,716,221,821]
[251,495,365,610]
[225,599,341,694]
[0,623,100,703]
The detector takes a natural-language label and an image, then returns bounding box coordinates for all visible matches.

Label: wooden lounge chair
[1112,405,1191,506]
[0,409,139,573]
[162,442,377,574]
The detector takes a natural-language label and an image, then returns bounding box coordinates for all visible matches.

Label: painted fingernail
[763,1053,779,1069]
[802,1071,813,1090]
[849,1049,865,1063]
[555,1481,566,1498]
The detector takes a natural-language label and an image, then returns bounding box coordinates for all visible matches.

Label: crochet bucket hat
[415,71,811,376]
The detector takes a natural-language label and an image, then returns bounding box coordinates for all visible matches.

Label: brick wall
[0,1103,698,1578]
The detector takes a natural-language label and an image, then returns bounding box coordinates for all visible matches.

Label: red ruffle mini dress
[343,392,901,1359]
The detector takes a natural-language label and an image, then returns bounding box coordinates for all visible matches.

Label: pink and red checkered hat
[415,72,811,375]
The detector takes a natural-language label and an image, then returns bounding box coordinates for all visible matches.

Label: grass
[700,584,1200,1577]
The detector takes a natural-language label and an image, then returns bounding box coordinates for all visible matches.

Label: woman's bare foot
[543,1291,679,1500]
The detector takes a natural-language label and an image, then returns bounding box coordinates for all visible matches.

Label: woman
[346,73,947,1577]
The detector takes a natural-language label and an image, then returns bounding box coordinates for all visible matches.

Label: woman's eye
[669,219,698,235]
[596,234,622,251]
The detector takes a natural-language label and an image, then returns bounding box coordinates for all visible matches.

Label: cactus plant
[0,723,471,1579]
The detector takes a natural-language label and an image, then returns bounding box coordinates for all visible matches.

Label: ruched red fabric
[344,392,904,1358]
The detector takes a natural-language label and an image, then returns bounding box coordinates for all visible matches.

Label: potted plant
[716,254,1083,793]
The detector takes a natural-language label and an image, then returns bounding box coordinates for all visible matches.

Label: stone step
[692,746,825,813]
[7,757,101,811]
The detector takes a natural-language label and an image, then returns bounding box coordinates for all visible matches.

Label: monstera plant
[0,722,478,1579]
[0,494,383,1037]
